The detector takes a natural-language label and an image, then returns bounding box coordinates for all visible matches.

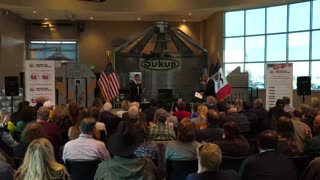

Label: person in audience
[0,112,16,136]
[276,116,303,156]
[100,102,121,137]
[268,99,291,129]
[0,148,14,180]
[15,138,70,180]
[253,98,269,133]
[166,118,201,160]
[304,115,320,154]
[282,96,294,115]
[51,104,73,143]
[240,101,258,138]
[173,101,191,121]
[196,110,223,142]
[205,96,217,110]
[36,107,63,160]
[186,143,240,180]
[149,108,176,141]
[43,100,55,119]
[310,97,320,114]
[164,103,178,128]
[116,100,130,118]
[10,101,29,125]
[300,157,320,180]
[95,121,157,180]
[0,121,18,155]
[14,122,45,160]
[33,96,46,111]
[91,107,107,138]
[291,109,311,151]
[190,102,200,119]
[92,97,104,112]
[144,99,158,122]
[226,108,250,134]
[68,102,80,123]
[301,104,318,132]
[234,99,244,112]
[16,106,35,133]
[239,130,297,180]
[63,116,110,162]
[191,105,208,129]
[215,121,250,156]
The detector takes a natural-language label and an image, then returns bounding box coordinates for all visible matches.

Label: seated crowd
[1,96,320,180]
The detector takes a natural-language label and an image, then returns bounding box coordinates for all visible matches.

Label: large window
[224,0,320,89]
[29,40,78,61]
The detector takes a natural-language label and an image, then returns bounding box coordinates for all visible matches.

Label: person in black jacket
[129,74,142,103]
[239,130,297,180]
[201,75,216,100]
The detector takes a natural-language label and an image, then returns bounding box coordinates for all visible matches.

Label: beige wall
[0,12,25,89]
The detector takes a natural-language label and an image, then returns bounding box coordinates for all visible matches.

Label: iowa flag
[210,59,232,102]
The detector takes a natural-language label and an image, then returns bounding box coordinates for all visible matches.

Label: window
[224,1,320,89]
[29,40,78,61]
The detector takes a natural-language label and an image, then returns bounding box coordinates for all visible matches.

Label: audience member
[0,112,16,136]
[216,121,250,156]
[253,98,269,133]
[164,103,178,128]
[91,107,108,138]
[310,97,320,114]
[15,138,70,180]
[92,97,104,112]
[10,101,29,125]
[190,102,200,119]
[14,122,45,160]
[63,117,110,162]
[239,130,297,180]
[115,100,130,118]
[145,99,158,122]
[283,96,294,115]
[95,121,157,180]
[166,118,201,160]
[100,102,121,136]
[240,101,258,137]
[196,110,224,142]
[304,115,320,154]
[191,105,208,129]
[43,100,55,119]
[0,150,14,180]
[234,99,244,112]
[36,107,63,160]
[301,104,318,131]
[205,96,217,110]
[68,102,80,123]
[186,143,240,180]
[226,108,250,134]
[51,104,73,143]
[291,109,311,151]
[16,106,35,133]
[134,122,158,160]
[0,114,18,153]
[301,157,320,180]
[149,108,176,141]
[277,116,303,156]
[33,96,46,111]
[268,99,291,129]
[173,101,191,121]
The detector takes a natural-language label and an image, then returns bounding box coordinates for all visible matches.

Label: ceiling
[0,0,306,22]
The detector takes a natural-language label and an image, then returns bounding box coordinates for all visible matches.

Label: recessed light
[182,20,187,22]
[44,18,48,21]
[33,11,37,14]
[188,13,192,16]
[90,17,94,20]
[137,17,141,21]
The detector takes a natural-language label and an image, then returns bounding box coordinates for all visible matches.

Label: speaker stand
[10,96,13,114]
[302,95,305,104]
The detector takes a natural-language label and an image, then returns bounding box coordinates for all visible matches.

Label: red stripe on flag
[216,84,232,102]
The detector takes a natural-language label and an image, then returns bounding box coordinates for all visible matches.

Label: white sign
[266,63,293,110]
[25,60,55,106]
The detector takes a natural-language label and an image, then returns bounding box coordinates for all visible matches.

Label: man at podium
[129,74,142,103]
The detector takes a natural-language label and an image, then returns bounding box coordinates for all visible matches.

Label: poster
[25,60,55,106]
[266,63,293,110]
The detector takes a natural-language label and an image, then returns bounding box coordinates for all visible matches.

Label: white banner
[266,63,293,110]
[25,60,55,106]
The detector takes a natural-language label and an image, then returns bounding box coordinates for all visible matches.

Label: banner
[25,60,55,106]
[266,63,293,110]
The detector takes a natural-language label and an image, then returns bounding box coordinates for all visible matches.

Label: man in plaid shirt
[149,108,176,141]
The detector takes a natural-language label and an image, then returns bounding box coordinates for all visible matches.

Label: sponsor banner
[139,57,181,71]
[25,60,55,106]
[266,63,293,110]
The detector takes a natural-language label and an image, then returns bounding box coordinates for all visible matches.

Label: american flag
[98,62,120,101]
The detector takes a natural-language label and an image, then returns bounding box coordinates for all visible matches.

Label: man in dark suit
[129,74,142,103]
[201,75,216,100]
[239,130,297,180]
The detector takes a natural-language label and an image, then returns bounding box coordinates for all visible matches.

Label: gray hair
[80,117,96,134]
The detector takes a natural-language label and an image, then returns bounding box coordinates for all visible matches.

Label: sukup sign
[140,58,181,71]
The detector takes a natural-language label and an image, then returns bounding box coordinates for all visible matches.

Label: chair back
[220,156,246,172]
[166,159,198,180]
[65,159,101,180]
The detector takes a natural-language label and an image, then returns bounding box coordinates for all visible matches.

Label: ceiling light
[33,11,37,14]
[90,17,94,20]
[182,20,187,22]
[188,13,192,16]
[137,17,141,21]
[44,18,48,21]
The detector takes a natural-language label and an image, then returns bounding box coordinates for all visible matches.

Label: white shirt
[63,134,111,162]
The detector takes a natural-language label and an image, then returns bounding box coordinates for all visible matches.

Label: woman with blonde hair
[15,138,70,180]
[191,105,208,129]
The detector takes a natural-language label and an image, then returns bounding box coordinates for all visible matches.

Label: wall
[0,11,25,89]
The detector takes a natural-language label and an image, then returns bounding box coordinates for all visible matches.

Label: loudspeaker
[297,76,311,96]
[5,76,19,96]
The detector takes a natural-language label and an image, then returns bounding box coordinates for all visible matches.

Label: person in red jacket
[173,102,191,121]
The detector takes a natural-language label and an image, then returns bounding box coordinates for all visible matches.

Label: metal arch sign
[140,58,181,71]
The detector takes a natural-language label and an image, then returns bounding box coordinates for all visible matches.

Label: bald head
[103,102,112,112]
[313,115,320,134]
